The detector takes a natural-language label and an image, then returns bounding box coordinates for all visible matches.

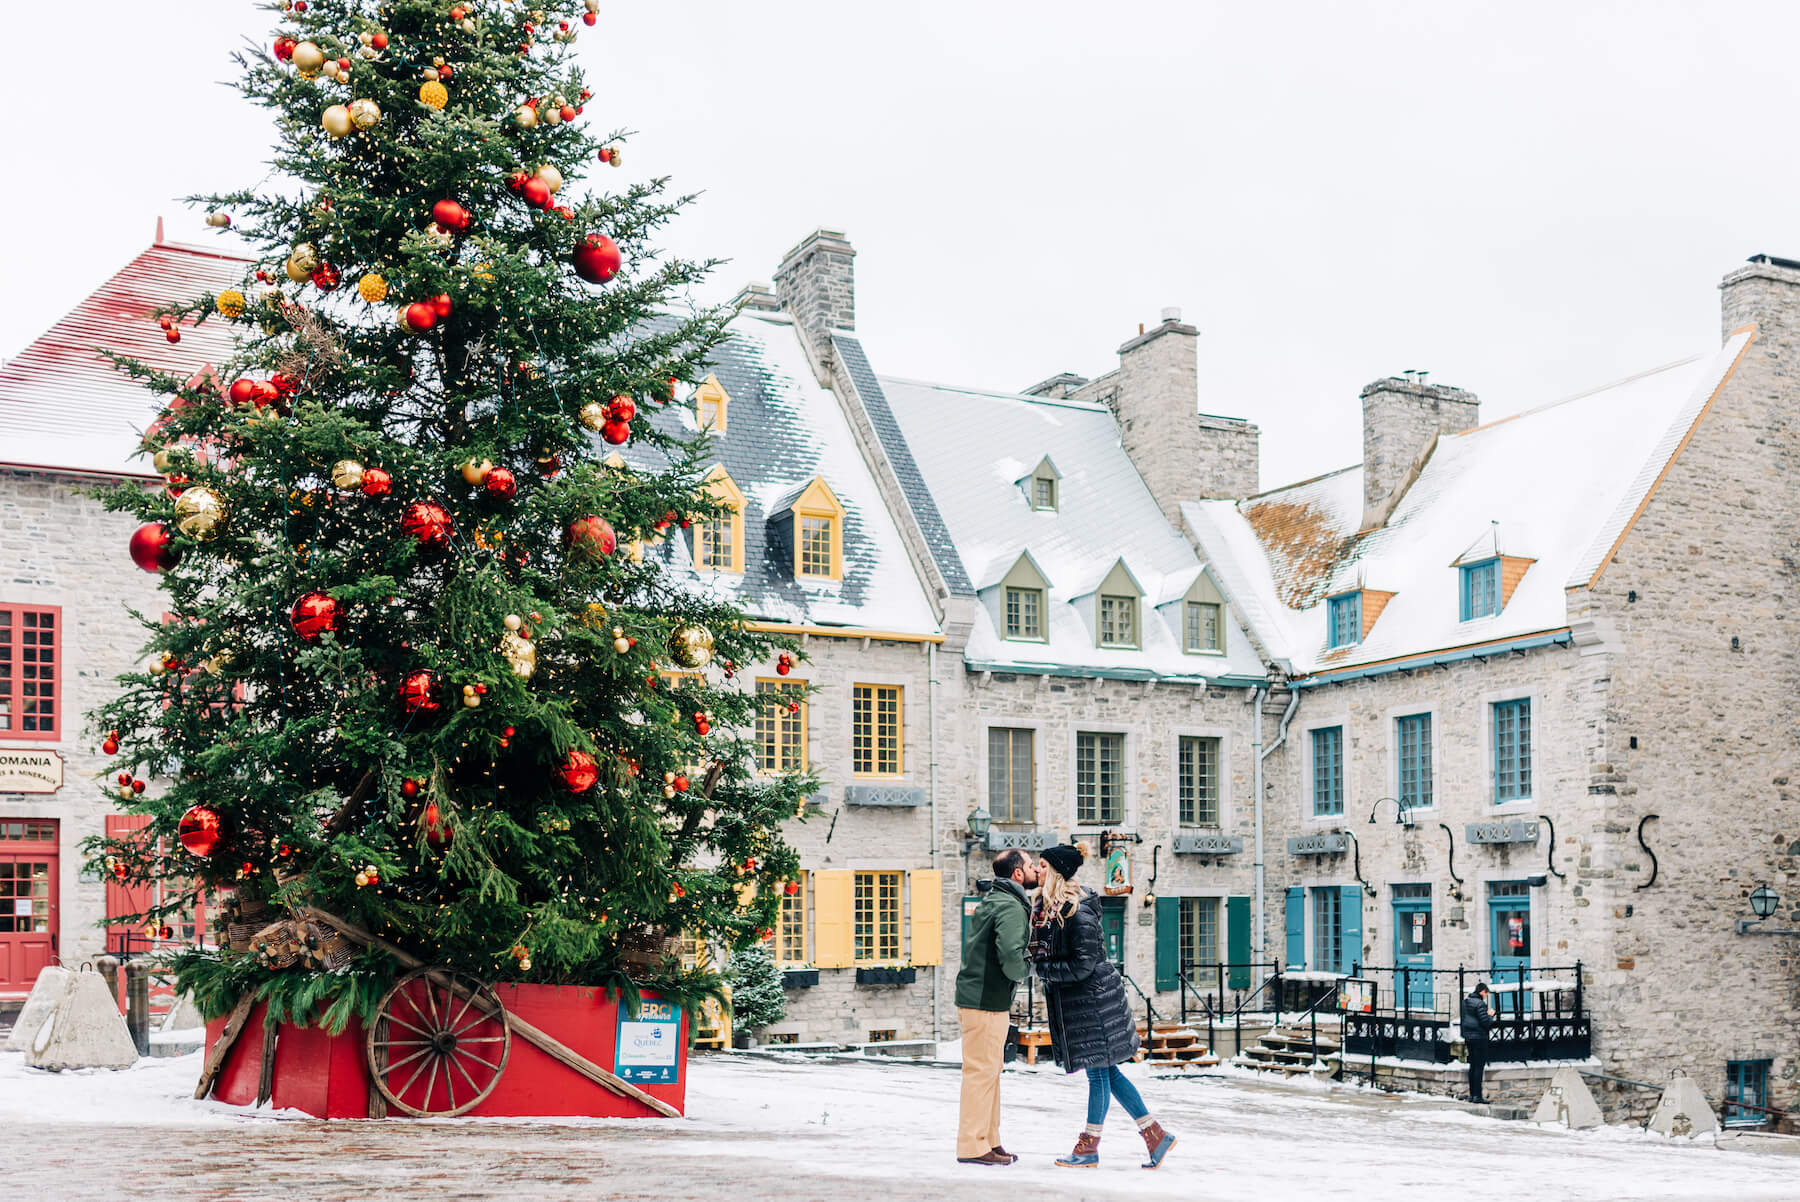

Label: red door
[0,818,58,993]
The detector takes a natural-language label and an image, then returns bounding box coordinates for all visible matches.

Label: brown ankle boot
[1056,1131,1101,1167]
[1139,1120,1176,1168]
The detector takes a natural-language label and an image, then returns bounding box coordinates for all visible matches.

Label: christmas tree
[90,0,809,1031]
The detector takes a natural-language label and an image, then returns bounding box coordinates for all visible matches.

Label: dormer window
[1184,601,1221,653]
[1327,592,1362,649]
[992,550,1052,642]
[1460,558,1500,621]
[1166,569,1228,655]
[767,476,845,580]
[1020,456,1062,512]
[695,374,729,432]
[695,465,746,573]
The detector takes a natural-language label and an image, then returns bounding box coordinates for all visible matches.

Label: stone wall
[1575,258,1800,1122]
[0,470,163,971]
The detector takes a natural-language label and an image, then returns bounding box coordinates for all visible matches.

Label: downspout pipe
[927,640,941,1044]
[1253,687,1300,962]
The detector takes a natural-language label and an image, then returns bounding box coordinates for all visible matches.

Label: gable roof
[1185,331,1754,678]
[629,313,941,637]
[0,233,253,477]
[878,376,1266,682]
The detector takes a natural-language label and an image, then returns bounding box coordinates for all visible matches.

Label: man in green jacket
[954,849,1038,1165]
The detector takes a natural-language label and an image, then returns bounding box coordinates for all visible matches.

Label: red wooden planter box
[203,983,688,1119]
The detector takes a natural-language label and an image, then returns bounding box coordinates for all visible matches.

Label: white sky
[3,1,1793,490]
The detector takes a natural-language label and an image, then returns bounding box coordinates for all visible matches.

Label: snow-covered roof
[1185,332,1753,678]
[634,313,941,637]
[0,232,252,477]
[878,377,1266,682]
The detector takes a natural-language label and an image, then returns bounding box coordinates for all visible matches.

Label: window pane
[799,516,833,576]
[1202,603,1221,650]
[757,680,806,773]
[1005,589,1042,639]
[1184,603,1200,652]
[779,872,808,965]
[1077,732,1123,823]
[1179,897,1219,972]
[1398,714,1433,809]
[1312,726,1343,817]
[1329,594,1361,648]
[1178,736,1219,826]
[1494,699,1531,802]
[1100,597,1135,647]
[1463,560,1501,620]
[1312,887,1342,974]
[1033,477,1055,510]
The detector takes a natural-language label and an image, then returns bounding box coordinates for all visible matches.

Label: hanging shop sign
[0,749,63,794]
[615,997,682,1085]
[1102,847,1132,896]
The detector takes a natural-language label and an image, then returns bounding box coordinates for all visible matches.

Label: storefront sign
[0,749,63,794]
[1102,847,1132,895]
[615,998,682,1085]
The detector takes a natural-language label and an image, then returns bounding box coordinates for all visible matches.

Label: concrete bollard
[25,969,139,1071]
[124,960,151,1057]
[1531,1066,1604,1130]
[3,966,75,1054]
[1646,1075,1719,1139]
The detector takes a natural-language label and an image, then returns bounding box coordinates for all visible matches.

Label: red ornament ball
[177,805,225,857]
[521,177,552,209]
[608,395,637,422]
[600,419,630,445]
[359,466,393,497]
[371,32,388,50]
[403,302,437,333]
[784,881,799,896]
[672,775,689,793]
[398,669,442,715]
[572,234,621,284]
[311,262,341,291]
[430,293,454,318]
[564,514,617,558]
[483,466,517,500]
[583,11,596,24]
[102,737,119,756]
[290,591,341,642]
[128,523,181,572]
[227,378,258,405]
[430,199,471,233]
[401,778,420,798]
[401,500,454,549]
[775,660,791,676]
[165,329,181,344]
[557,750,599,793]
[423,802,452,847]
[270,372,301,398]
[559,104,576,123]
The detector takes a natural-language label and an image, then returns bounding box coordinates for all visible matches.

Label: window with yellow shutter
[854,871,903,963]
[851,684,903,776]
[777,870,809,966]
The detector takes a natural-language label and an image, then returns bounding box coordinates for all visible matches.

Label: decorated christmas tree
[89,0,809,1032]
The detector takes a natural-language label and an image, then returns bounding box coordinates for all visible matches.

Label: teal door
[1391,885,1433,1012]
[1488,881,1532,1015]
[1100,897,1126,967]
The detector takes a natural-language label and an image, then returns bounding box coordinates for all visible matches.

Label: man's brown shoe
[957,1150,1013,1165]
[989,1147,1019,1165]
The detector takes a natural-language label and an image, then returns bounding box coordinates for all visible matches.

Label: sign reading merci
[0,749,63,794]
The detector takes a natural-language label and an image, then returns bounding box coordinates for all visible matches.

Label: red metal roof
[0,231,253,477]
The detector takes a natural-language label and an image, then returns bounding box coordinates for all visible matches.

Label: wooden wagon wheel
[365,967,511,1117]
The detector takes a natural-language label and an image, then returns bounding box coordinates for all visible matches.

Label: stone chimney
[731,282,782,313]
[773,229,855,369]
[1720,254,1800,343]
[1360,377,1480,513]
[1058,308,1260,522]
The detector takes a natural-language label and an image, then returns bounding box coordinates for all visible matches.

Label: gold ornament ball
[504,613,523,631]
[513,105,538,128]
[291,41,326,75]
[578,400,607,431]
[205,211,232,228]
[471,262,495,283]
[322,104,354,139]
[582,602,608,628]
[668,623,716,669]
[535,164,563,194]
[460,458,493,485]
[543,106,563,126]
[357,273,388,303]
[216,289,246,318]
[288,241,319,275]
[330,460,365,490]
[419,80,448,109]
[462,692,481,709]
[349,98,382,130]
[173,486,228,541]
[613,636,631,654]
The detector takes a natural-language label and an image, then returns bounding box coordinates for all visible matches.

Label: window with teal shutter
[1284,887,1306,969]
[1226,896,1252,989]
[1154,896,1180,991]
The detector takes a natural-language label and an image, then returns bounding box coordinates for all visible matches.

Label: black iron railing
[1341,961,1589,1066]
[1176,962,1284,1058]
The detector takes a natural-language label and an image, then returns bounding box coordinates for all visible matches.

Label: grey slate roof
[831,334,974,598]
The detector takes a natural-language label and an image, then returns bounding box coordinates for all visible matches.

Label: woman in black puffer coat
[1031,844,1175,1169]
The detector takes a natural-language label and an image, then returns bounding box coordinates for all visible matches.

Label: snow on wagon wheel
[365,967,512,1117]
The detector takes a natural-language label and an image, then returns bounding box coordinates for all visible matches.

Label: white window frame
[1070,721,1134,829]
[1480,685,1539,813]
[981,720,1046,827]
[1169,725,1233,830]
[1298,712,1353,827]
[1385,702,1440,816]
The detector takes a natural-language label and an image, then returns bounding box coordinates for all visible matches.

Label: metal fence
[1341,961,1590,1064]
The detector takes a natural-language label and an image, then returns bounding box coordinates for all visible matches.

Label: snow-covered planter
[855,967,916,986]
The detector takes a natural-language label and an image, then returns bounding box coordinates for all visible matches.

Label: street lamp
[1737,884,1789,935]
[1368,796,1413,828]
[964,806,992,850]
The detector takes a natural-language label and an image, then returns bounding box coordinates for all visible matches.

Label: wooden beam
[194,991,257,1099]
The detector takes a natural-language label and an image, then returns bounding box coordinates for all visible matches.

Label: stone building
[0,225,249,999]
[1183,260,1796,1119]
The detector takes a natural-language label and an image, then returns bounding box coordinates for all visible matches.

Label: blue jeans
[1086,1065,1148,1125]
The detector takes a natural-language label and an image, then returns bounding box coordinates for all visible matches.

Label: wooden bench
[1014,1028,1053,1065]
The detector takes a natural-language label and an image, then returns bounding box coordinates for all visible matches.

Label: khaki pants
[957,1007,1011,1158]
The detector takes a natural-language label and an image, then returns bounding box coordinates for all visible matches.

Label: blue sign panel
[615,998,682,1085]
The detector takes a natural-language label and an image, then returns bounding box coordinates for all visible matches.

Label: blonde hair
[1039,861,1083,923]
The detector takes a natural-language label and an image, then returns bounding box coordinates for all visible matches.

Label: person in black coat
[1460,983,1495,1103]
[1030,844,1175,1169]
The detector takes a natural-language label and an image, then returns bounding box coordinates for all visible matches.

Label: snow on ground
[1,1049,1795,1201]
